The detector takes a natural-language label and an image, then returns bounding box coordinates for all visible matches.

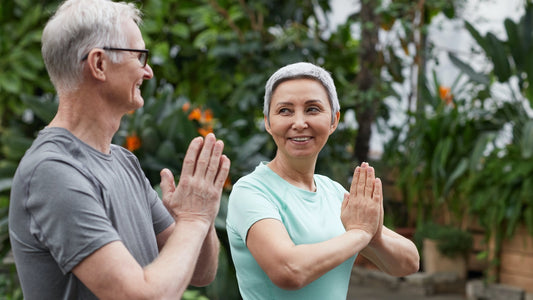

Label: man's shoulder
[23,128,82,163]
[15,128,94,183]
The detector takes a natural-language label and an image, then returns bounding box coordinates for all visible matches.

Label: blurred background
[1,0,533,299]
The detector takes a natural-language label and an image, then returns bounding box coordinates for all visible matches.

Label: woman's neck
[268,155,317,192]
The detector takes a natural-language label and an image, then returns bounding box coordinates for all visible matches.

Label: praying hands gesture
[160,133,231,226]
[341,162,383,241]
[343,162,419,277]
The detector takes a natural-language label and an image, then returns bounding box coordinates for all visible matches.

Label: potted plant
[414,222,473,279]
[461,118,533,291]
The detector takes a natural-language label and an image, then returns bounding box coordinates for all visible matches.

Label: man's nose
[143,63,154,79]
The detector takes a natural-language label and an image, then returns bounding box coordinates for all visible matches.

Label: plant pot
[499,226,533,293]
[423,238,467,279]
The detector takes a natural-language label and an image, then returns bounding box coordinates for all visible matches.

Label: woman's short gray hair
[263,62,340,124]
[41,0,141,93]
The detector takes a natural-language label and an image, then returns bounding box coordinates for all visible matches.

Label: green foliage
[384,69,506,227]
[453,3,533,243]
[414,222,473,258]
[0,267,23,300]
[0,0,55,124]
[463,116,533,242]
[464,3,533,104]
[443,3,533,280]
[182,289,210,300]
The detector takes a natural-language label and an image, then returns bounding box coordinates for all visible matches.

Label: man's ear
[86,49,107,81]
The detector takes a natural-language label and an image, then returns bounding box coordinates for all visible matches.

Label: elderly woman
[226,62,419,299]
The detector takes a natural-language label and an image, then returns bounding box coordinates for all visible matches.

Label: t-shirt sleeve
[27,159,120,274]
[226,182,281,243]
[123,148,173,235]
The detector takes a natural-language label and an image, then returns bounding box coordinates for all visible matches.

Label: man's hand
[341,162,382,239]
[160,133,231,226]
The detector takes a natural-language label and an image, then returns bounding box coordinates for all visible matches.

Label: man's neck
[49,91,122,154]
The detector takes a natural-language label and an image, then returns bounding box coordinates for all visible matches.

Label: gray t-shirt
[8,127,174,300]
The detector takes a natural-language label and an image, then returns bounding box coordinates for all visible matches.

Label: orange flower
[439,86,453,105]
[125,134,141,152]
[182,102,190,112]
[197,126,213,137]
[203,109,213,122]
[223,176,232,190]
[188,108,202,121]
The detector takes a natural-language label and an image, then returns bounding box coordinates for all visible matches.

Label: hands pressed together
[341,162,384,245]
[159,133,231,226]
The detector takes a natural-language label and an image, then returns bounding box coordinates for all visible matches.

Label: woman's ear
[264,116,272,135]
[329,111,340,134]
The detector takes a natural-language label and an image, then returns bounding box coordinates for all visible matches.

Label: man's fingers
[181,136,204,176]
[160,168,175,193]
[213,155,231,190]
[195,133,216,176]
[206,140,224,182]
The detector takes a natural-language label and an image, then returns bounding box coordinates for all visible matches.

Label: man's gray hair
[263,62,340,124]
[41,0,142,93]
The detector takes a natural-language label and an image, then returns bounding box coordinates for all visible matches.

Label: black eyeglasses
[81,47,149,67]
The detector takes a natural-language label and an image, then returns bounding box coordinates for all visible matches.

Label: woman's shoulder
[314,174,347,193]
[234,162,274,185]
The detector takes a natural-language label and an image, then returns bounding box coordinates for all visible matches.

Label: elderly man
[8,0,230,299]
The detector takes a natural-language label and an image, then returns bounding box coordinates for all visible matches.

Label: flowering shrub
[186,106,215,137]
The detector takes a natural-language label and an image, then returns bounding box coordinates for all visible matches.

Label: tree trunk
[354,0,381,163]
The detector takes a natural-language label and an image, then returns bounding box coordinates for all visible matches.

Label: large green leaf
[486,33,511,82]
[504,18,523,68]
[448,53,490,85]
[464,21,489,54]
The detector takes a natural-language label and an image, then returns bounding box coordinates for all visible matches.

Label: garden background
[1,0,533,299]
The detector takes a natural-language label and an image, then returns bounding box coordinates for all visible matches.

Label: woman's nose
[292,112,308,130]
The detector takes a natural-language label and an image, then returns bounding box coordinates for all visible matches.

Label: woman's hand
[341,162,383,241]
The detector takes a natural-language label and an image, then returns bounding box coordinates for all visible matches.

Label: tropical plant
[454,1,533,237]
[464,117,533,240]
[353,0,467,163]
[383,67,507,228]
[441,2,533,281]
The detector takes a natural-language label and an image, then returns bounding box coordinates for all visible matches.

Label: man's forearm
[143,219,212,298]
